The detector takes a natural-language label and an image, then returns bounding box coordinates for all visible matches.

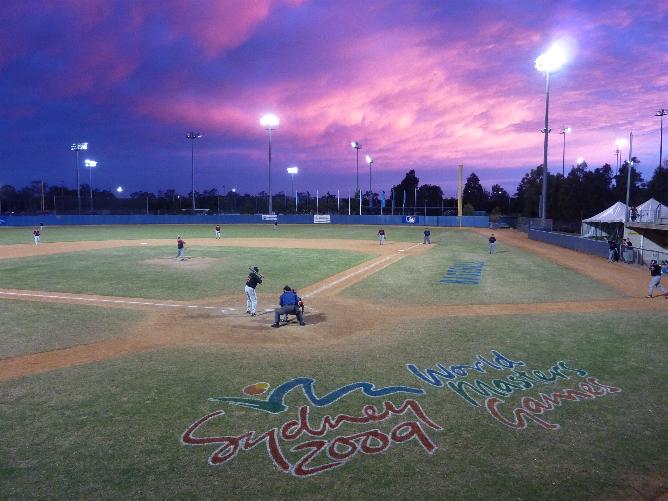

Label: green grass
[0,246,373,299]
[0,224,436,245]
[0,300,143,358]
[347,230,620,304]
[1,310,666,500]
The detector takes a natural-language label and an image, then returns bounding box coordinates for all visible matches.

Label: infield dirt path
[0,231,663,381]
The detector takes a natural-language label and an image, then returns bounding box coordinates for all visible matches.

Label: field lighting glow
[260,113,279,128]
[287,166,298,174]
[535,42,568,73]
[116,186,123,193]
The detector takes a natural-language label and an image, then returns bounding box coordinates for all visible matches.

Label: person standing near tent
[647,260,668,298]
[607,239,617,263]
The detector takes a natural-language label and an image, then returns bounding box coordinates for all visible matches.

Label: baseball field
[0,224,666,500]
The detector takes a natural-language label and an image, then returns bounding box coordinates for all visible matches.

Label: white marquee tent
[581,201,627,239]
[634,198,668,223]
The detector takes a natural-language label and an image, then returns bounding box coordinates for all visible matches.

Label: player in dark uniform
[488,233,496,254]
[176,235,186,260]
[647,260,668,298]
[271,286,305,327]
[32,227,41,245]
[245,266,262,315]
[423,228,431,244]
[377,228,386,245]
[214,224,221,239]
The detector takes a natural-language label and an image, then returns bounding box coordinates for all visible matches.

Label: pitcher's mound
[143,256,219,271]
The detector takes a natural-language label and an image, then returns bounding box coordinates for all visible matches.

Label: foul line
[0,291,219,310]
[303,243,421,298]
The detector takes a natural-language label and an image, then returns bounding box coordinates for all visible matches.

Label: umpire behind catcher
[271,286,305,328]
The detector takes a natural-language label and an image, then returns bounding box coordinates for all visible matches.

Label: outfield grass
[1,310,665,500]
[347,229,620,304]
[0,224,438,245]
[0,246,373,299]
[0,300,143,358]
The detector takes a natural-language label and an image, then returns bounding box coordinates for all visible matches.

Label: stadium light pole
[260,114,279,214]
[535,42,568,225]
[657,109,667,168]
[84,159,97,211]
[351,141,361,195]
[559,126,571,176]
[185,131,202,211]
[614,138,626,176]
[70,142,88,214]
[287,166,298,212]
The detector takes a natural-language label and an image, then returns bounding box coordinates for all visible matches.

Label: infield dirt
[0,230,662,381]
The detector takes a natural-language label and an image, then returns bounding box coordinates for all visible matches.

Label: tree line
[1,161,666,223]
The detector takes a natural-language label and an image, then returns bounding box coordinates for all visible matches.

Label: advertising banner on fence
[403,216,418,224]
[261,214,278,221]
[314,215,331,224]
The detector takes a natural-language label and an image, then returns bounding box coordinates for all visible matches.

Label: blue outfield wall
[0,214,489,228]
[529,228,608,258]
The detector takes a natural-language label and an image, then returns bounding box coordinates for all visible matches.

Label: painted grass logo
[181,378,440,477]
[406,351,622,430]
[181,351,622,477]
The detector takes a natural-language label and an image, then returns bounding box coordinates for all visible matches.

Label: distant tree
[646,165,668,204]
[514,166,544,217]
[417,184,443,215]
[489,184,510,213]
[390,169,419,208]
[462,172,487,210]
[612,158,644,204]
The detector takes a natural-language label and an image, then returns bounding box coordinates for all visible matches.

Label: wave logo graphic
[208,377,425,414]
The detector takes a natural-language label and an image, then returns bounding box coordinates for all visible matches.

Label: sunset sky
[1,0,667,197]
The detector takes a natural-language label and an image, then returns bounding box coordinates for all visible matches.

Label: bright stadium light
[576,157,585,166]
[185,131,202,211]
[70,142,89,214]
[83,159,98,212]
[365,155,373,194]
[116,186,123,193]
[287,166,298,211]
[351,141,361,195]
[534,40,571,225]
[260,114,280,214]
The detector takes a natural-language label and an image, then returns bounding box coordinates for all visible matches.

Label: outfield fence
[0,214,489,228]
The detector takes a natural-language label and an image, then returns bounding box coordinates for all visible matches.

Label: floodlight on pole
[351,141,361,195]
[185,131,202,210]
[116,186,123,193]
[576,157,585,166]
[84,159,97,211]
[614,137,626,176]
[70,142,88,214]
[559,126,571,176]
[260,114,279,214]
[365,154,373,194]
[656,109,667,168]
[287,166,298,211]
[534,41,569,224]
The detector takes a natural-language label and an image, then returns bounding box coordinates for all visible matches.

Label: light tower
[84,159,97,211]
[559,127,571,176]
[185,131,202,210]
[287,166,298,212]
[260,114,280,214]
[657,109,667,168]
[70,142,88,214]
[535,42,568,224]
[351,141,361,195]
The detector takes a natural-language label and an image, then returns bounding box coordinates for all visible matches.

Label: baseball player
[214,224,221,239]
[32,227,41,245]
[271,286,305,328]
[245,266,262,316]
[176,235,186,260]
[647,260,668,298]
[423,227,431,244]
[377,228,386,245]
[488,233,496,254]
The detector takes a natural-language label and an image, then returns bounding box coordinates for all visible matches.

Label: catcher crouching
[272,286,305,328]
